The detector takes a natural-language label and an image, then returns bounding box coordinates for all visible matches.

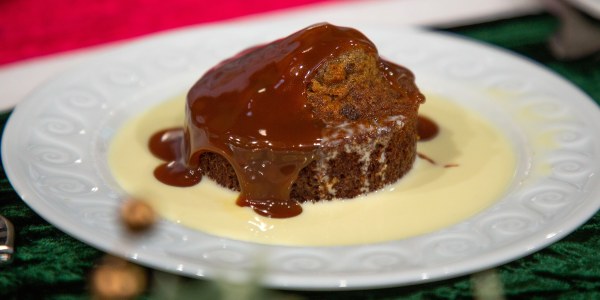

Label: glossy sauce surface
[417,115,439,141]
[152,23,421,218]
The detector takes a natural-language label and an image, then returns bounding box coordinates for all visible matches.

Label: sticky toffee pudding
[149,23,425,218]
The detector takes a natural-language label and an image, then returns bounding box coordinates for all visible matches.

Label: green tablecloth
[1,14,600,299]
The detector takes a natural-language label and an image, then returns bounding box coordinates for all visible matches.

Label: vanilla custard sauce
[108,94,516,246]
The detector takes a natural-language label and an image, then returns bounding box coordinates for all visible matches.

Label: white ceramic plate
[3,23,600,290]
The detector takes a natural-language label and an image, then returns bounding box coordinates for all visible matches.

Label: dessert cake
[150,23,425,218]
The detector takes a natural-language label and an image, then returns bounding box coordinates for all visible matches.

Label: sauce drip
[148,23,424,218]
[417,115,439,141]
[417,116,458,168]
[149,128,202,187]
[417,152,436,165]
[417,152,460,168]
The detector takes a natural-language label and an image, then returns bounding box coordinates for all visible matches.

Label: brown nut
[120,199,156,232]
[91,256,147,300]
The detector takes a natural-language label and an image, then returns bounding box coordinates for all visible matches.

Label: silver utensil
[0,215,15,264]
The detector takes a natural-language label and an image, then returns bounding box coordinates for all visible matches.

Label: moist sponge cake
[150,23,425,218]
[298,47,423,200]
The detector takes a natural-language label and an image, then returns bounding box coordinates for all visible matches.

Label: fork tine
[0,215,15,264]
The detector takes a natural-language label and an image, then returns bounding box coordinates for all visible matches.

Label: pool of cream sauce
[109,94,516,246]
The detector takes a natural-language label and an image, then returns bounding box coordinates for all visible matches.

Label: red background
[0,0,336,65]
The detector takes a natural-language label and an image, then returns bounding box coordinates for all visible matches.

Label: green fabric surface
[1,13,600,299]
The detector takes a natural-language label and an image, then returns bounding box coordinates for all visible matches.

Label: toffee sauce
[416,116,458,168]
[149,23,428,218]
[417,115,439,141]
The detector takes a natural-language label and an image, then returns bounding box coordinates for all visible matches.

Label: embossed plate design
[3,23,600,290]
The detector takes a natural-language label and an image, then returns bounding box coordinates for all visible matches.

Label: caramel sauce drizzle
[148,23,432,218]
[416,115,458,168]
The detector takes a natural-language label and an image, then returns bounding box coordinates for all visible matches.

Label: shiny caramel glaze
[151,23,425,218]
